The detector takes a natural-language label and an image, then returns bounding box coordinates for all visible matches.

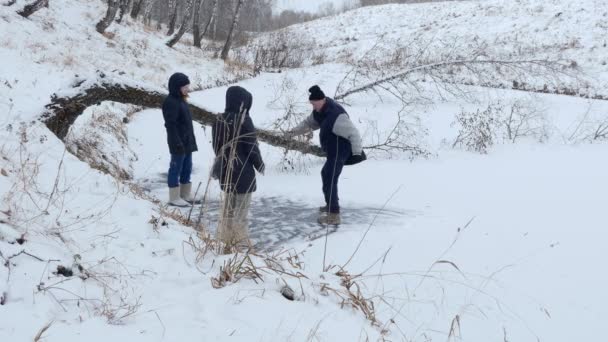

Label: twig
[153,311,165,338]
[33,320,54,342]
[335,58,571,101]
[44,148,66,214]
[7,250,45,262]
[354,247,392,279]
[187,181,202,223]
[413,217,475,293]
[342,186,402,270]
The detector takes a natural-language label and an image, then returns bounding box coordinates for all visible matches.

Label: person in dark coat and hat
[285,85,364,225]
[212,86,265,251]
[162,72,200,207]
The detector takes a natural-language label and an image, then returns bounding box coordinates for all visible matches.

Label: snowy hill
[274,0,358,14]
[241,0,608,97]
[1,0,608,341]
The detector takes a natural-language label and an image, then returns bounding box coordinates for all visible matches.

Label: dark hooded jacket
[162,73,198,155]
[314,98,352,161]
[212,86,264,194]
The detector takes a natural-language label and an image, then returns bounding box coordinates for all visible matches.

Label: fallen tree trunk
[17,0,48,18]
[42,83,324,157]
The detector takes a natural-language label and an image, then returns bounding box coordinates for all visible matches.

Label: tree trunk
[96,0,120,34]
[130,0,145,19]
[202,0,218,37]
[166,0,178,36]
[220,0,244,60]
[17,0,49,18]
[192,0,205,48]
[42,83,324,157]
[116,0,131,23]
[143,0,155,26]
[166,0,194,48]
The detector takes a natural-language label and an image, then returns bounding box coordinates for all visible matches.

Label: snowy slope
[274,0,359,14]
[0,0,243,124]
[1,0,608,341]
[241,0,608,96]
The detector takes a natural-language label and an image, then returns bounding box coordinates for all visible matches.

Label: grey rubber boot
[168,187,190,207]
[180,183,202,204]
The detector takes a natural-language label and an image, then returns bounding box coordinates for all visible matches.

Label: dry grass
[62,55,78,68]
[447,314,462,341]
[182,231,221,267]
[211,252,263,289]
[27,42,47,55]
[1,37,15,50]
[40,18,55,32]
[334,269,383,329]
[64,106,136,180]
[98,291,142,325]
[33,320,54,341]
[128,182,201,230]
[223,58,255,76]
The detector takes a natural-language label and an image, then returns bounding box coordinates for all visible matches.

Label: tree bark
[166,0,178,35]
[130,0,145,19]
[166,0,194,48]
[116,0,131,23]
[220,0,244,60]
[143,0,155,26]
[192,0,205,48]
[17,0,49,18]
[202,0,218,37]
[96,0,120,34]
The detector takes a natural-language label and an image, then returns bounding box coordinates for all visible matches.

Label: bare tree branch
[335,58,571,101]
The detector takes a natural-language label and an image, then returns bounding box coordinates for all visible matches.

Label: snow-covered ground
[274,0,359,14]
[1,0,608,341]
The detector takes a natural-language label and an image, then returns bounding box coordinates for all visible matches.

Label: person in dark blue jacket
[162,72,199,207]
[286,85,363,225]
[212,86,265,251]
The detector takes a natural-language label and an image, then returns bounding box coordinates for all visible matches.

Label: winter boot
[319,205,329,213]
[168,187,190,207]
[318,213,341,225]
[180,183,202,204]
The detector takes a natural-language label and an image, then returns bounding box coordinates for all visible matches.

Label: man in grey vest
[286,85,364,225]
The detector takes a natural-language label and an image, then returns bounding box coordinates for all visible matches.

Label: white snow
[274,0,359,14]
[243,0,608,97]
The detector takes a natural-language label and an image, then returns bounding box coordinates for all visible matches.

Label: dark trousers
[321,155,346,214]
[168,153,192,188]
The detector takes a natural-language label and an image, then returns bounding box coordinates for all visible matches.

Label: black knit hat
[308,85,326,101]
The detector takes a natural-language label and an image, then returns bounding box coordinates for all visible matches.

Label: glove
[345,150,366,166]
